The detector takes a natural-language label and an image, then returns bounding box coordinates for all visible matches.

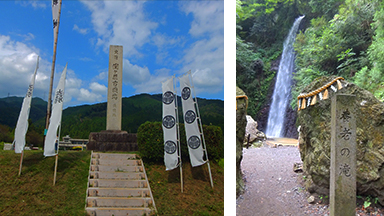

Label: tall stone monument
[330,94,356,216]
[107,45,123,130]
[87,45,138,151]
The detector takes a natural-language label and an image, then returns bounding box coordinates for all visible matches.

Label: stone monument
[330,94,356,216]
[87,45,138,151]
[106,45,122,130]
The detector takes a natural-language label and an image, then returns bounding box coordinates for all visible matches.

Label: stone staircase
[85,152,156,216]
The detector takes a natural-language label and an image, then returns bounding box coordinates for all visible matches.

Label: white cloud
[152,33,182,48]
[122,59,150,85]
[77,88,104,103]
[16,1,47,9]
[64,75,106,104]
[178,1,224,95]
[81,1,158,57]
[95,71,107,80]
[180,1,224,37]
[0,35,50,98]
[89,82,107,95]
[0,34,107,107]
[132,68,171,94]
[73,24,89,35]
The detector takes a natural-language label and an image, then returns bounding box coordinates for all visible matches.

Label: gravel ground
[236,145,384,216]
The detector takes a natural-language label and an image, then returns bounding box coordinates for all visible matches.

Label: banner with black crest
[179,72,206,167]
[162,76,181,171]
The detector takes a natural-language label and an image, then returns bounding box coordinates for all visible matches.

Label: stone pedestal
[87,131,138,152]
[330,94,356,216]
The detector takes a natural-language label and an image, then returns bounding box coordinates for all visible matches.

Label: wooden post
[18,150,24,176]
[45,0,62,140]
[53,154,58,186]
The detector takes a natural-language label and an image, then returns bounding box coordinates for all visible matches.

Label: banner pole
[53,153,58,185]
[207,161,214,188]
[174,76,183,193]
[45,0,62,145]
[18,150,24,176]
[188,71,214,188]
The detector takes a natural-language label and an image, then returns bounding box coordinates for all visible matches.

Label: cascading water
[266,15,305,138]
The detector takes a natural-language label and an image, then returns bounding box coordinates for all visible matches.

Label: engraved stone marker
[87,45,138,152]
[330,94,356,216]
[106,45,123,131]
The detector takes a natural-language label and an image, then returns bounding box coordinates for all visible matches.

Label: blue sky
[0,0,224,108]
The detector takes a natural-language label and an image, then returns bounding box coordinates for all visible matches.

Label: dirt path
[236,145,329,216]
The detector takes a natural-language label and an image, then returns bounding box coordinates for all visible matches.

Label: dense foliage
[236,0,302,117]
[292,0,383,107]
[137,121,224,163]
[237,0,384,116]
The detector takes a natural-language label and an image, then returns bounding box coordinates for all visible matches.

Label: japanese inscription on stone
[106,45,123,130]
[330,94,356,216]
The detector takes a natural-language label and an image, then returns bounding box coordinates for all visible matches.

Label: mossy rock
[297,76,384,205]
[236,86,247,197]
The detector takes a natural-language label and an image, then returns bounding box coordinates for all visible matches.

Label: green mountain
[0,96,47,128]
[1,94,223,139]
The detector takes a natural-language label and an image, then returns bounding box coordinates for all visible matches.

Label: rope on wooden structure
[297,77,345,111]
[236,95,249,111]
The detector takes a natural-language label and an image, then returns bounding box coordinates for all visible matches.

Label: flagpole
[53,90,64,186]
[188,71,214,188]
[45,0,62,141]
[174,77,183,193]
[18,150,24,176]
[53,153,58,185]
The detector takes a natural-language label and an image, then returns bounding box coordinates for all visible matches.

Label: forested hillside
[0,94,223,143]
[237,0,384,126]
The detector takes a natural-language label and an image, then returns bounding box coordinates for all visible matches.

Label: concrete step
[89,179,148,188]
[90,165,143,172]
[91,158,142,166]
[86,197,153,208]
[87,188,151,198]
[89,171,145,180]
[85,207,154,216]
[92,153,138,160]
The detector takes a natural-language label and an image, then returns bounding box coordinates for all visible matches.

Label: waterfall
[266,15,304,138]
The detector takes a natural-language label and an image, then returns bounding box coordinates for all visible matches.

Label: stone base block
[87,130,138,152]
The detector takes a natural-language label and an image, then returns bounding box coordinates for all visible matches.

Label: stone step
[90,165,143,172]
[92,153,138,160]
[89,171,145,180]
[90,158,142,166]
[87,188,151,198]
[86,197,153,208]
[89,179,148,188]
[85,207,154,216]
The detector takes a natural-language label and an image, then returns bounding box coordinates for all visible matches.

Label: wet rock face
[297,76,384,205]
[237,87,248,197]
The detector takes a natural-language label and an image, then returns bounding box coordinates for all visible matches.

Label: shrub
[137,121,224,164]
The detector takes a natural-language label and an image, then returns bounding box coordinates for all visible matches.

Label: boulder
[244,115,266,145]
[236,86,248,197]
[298,76,384,205]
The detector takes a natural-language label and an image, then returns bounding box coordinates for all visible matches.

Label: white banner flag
[14,56,39,153]
[44,64,67,157]
[162,77,180,171]
[52,0,61,45]
[179,72,206,167]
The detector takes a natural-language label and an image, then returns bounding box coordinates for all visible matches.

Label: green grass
[145,161,224,216]
[0,150,224,216]
[0,150,90,216]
